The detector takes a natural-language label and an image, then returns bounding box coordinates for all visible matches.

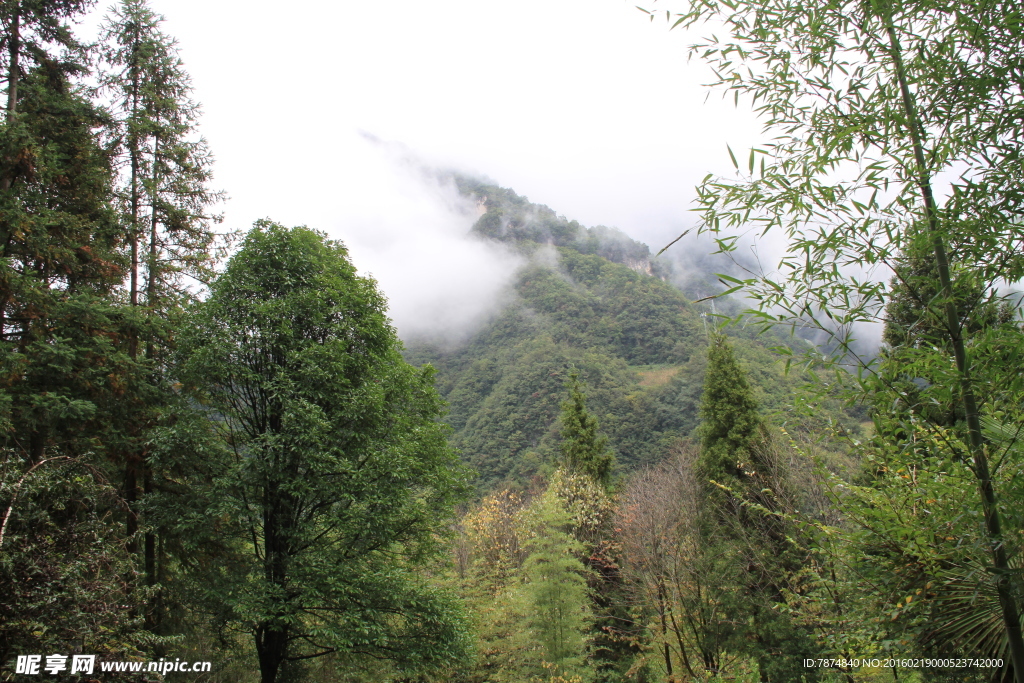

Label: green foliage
[882,229,1014,351]
[649,0,1024,346]
[787,410,1023,680]
[559,373,615,490]
[878,229,1020,431]
[0,59,129,461]
[462,488,532,586]
[100,0,225,307]
[407,183,820,489]
[697,335,764,488]
[178,222,473,682]
[649,0,1024,673]
[523,488,593,681]
[0,6,900,677]
[454,489,535,683]
[692,336,824,680]
[95,0,228,636]
[0,0,170,669]
[454,470,628,683]
[547,469,638,683]
[0,457,147,667]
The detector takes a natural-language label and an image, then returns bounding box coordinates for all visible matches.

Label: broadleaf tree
[177,221,472,683]
[648,0,1024,676]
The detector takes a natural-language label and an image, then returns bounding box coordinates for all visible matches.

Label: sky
[82,0,766,341]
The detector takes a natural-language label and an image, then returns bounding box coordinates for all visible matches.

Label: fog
[285,134,525,343]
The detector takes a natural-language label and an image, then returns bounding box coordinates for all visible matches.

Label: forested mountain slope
[405,177,814,488]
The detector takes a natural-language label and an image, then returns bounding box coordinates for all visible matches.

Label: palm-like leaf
[924,555,1022,682]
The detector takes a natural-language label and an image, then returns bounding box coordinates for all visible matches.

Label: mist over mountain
[311,137,526,346]
[402,176,822,488]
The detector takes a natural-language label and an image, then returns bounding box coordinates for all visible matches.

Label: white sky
[82,0,764,340]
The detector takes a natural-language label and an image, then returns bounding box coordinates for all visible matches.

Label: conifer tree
[100,0,222,313]
[696,334,764,489]
[695,335,818,681]
[0,0,152,661]
[559,371,614,490]
[883,228,1013,351]
[1,0,93,164]
[99,0,223,626]
[1,22,128,463]
[557,376,640,680]
[878,229,1017,431]
[523,489,592,680]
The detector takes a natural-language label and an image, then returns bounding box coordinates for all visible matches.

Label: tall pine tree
[559,371,615,491]
[99,0,224,629]
[1,0,129,462]
[696,335,818,682]
[696,334,764,490]
[100,0,223,314]
[0,0,151,663]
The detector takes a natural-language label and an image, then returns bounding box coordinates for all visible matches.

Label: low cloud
[320,135,524,345]
[656,226,885,359]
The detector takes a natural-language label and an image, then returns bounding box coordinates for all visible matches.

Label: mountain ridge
[406,175,813,489]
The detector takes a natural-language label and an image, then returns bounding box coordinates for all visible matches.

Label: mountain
[404,176,816,489]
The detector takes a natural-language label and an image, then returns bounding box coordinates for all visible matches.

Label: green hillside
[406,177,813,488]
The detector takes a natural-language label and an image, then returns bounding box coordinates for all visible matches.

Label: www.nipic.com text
[14,654,212,675]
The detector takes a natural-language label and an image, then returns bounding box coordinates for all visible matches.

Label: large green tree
[522,488,593,680]
[99,0,222,314]
[0,457,143,666]
[98,0,224,625]
[695,335,816,681]
[878,227,1018,430]
[178,221,472,683]
[0,16,127,463]
[0,0,155,664]
[1,0,93,169]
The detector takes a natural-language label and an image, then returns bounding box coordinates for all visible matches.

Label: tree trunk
[143,133,161,624]
[1,2,20,197]
[256,621,288,683]
[4,5,18,119]
[143,466,157,631]
[258,435,291,683]
[125,456,138,556]
[257,505,289,683]
[124,28,142,560]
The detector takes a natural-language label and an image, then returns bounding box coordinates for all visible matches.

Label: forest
[1,0,1023,682]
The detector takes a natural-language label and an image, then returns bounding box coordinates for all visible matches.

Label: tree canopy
[177,221,472,683]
